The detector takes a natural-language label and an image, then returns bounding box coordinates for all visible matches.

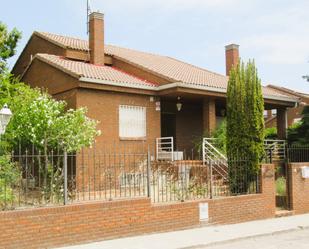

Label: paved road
[196,229,309,249]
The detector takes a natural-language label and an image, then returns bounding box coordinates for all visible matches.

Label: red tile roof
[32,32,298,102]
[35,54,156,87]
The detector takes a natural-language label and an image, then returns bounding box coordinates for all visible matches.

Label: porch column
[203,98,216,136]
[277,108,288,139]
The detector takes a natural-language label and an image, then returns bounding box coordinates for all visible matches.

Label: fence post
[209,160,213,199]
[63,151,68,205]
[147,147,151,198]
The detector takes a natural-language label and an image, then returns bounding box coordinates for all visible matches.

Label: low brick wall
[288,163,309,214]
[0,164,275,249]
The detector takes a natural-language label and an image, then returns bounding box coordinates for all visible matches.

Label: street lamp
[0,104,12,135]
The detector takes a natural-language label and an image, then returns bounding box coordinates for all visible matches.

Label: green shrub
[288,121,302,144]
[276,177,286,196]
[193,119,227,154]
[0,155,20,208]
[211,119,227,154]
[264,127,277,139]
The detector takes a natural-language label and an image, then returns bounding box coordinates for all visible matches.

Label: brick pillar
[261,164,276,216]
[89,12,105,65]
[277,108,287,139]
[267,110,272,119]
[203,98,216,136]
[288,163,309,214]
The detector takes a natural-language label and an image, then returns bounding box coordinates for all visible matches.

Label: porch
[159,95,225,154]
[158,90,292,156]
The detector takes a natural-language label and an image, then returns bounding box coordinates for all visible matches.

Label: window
[119,105,146,139]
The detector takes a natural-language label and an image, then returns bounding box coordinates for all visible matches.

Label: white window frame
[119,105,146,139]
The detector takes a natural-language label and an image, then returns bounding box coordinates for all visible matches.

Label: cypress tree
[227,60,265,193]
[244,60,265,173]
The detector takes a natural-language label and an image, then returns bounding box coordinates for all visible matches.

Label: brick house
[264,85,308,129]
[12,12,298,152]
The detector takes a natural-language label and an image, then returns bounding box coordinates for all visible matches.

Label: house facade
[264,85,308,129]
[13,12,298,153]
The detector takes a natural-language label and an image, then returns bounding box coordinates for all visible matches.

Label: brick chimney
[89,12,105,65]
[225,44,239,76]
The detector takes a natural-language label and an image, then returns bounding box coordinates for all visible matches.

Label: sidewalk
[59,213,309,249]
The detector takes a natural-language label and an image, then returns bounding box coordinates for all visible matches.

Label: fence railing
[264,139,286,163]
[0,142,266,210]
[287,145,309,163]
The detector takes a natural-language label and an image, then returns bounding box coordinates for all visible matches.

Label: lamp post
[0,104,12,135]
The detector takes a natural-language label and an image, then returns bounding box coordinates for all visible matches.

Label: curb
[179,226,309,249]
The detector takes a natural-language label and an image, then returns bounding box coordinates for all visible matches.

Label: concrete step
[275,209,294,218]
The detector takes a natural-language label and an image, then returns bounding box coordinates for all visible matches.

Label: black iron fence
[287,145,309,163]
[0,142,266,210]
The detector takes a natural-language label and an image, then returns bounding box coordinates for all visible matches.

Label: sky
[2,0,309,93]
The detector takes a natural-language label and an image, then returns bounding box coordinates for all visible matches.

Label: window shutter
[119,105,146,138]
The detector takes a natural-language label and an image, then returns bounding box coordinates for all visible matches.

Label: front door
[161,113,176,147]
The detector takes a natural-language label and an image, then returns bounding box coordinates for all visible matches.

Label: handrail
[202,138,228,181]
[264,139,286,161]
[203,138,227,161]
[156,137,174,161]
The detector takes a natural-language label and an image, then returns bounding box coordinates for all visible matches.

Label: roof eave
[79,77,158,91]
[78,79,298,104]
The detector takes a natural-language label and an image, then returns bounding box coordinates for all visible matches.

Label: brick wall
[288,163,309,214]
[12,34,66,77]
[22,59,79,95]
[76,88,161,148]
[0,164,275,249]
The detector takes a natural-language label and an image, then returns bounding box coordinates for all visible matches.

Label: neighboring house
[12,12,298,153]
[264,85,308,129]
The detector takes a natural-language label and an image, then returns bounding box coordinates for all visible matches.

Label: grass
[276,177,286,196]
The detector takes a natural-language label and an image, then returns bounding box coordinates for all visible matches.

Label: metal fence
[0,142,265,210]
[287,145,309,163]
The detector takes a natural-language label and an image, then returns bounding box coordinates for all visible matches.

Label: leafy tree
[0,22,21,72]
[227,60,265,193]
[6,87,100,153]
[0,72,100,201]
[0,72,100,152]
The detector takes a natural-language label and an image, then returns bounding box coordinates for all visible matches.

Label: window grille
[119,105,146,138]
